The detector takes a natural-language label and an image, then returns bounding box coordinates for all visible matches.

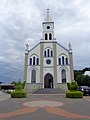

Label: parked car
[78,86,90,95]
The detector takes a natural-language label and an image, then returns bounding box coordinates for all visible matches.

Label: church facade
[24,10,74,92]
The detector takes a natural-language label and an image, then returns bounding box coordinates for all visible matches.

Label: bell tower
[42,9,55,41]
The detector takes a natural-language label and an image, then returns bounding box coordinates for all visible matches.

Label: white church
[24,10,74,92]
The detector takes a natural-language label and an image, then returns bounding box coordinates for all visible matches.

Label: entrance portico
[44,73,53,88]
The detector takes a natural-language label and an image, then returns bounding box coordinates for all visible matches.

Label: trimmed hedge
[70,82,78,91]
[11,91,27,98]
[67,83,70,90]
[15,85,23,91]
[66,91,83,98]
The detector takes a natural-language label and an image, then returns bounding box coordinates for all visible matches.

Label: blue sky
[0,0,90,83]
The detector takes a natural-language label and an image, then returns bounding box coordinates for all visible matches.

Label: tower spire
[44,9,52,22]
[42,9,55,41]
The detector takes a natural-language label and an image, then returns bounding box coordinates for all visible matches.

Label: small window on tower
[49,33,52,40]
[47,26,50,29]
[45,33,48,40]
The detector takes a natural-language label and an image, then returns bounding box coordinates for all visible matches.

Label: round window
[47,26,50,29]
[46,59,51,64]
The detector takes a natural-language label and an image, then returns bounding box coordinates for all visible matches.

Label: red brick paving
[0,95,90,119]
[0,105,90,119]
[0,107,38,118]
[45,107,90,119]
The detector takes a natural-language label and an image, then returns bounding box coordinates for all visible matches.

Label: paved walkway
[0,94,90,120]
[0,91,10,101]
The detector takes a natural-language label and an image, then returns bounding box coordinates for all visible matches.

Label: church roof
[57,42,69,52]
[44,9,52,22]
[29,42,40,52]
[29,41,69,53]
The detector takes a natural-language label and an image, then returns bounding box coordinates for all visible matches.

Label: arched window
[58,58,61,65]
[51,51,53,57]
[31,69,36,83]
[45,33,48,40]
[37,58,39,65]
[47,49,50,57]
[62,56,64,65]
[66,58,68,65]
[44,51,46,57]
[33,57,35,65]
[30,58,32,65]
[61,69,66,83]
[49,33,52,40]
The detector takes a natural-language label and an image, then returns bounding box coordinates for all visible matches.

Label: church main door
[44,73,53,88]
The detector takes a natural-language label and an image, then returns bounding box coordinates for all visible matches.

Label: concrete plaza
[0,92,90,120]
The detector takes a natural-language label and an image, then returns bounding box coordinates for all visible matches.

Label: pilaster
[53,42,57,88]
[24,52,28,82]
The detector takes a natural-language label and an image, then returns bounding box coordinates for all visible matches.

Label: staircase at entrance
[32,88,66,94]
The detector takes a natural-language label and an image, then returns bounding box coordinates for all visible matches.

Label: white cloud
[0,0,90,82]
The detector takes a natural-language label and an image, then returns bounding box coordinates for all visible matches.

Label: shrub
[11,91,27,98]
[67,83,70,90]
[11,80,26,90]
[66,91,83,98]
[22,81,26,89]
[70,82,78,91]
[15,85,23,91]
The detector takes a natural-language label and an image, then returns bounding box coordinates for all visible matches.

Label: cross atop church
[46,8,50,14]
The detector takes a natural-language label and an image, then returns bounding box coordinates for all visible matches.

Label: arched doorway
[44,73,53,88]
[61,69,66,83]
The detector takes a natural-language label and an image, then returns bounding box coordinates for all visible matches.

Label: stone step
[32,88,65,94]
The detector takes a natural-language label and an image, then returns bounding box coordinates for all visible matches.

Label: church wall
[43,23,54,31]
[43,68,54,76]
[27,66,40,83]
[57,66,71,83]
[43,42,53,66]
[43,58,53,66]
[43,67,54,88]
[56,43,71,83]
[43,42,53,49]
[43,23,54,39]
[43,42,54,87]
[56,44,70,63]
[26,44,40,84]
[28,44,40,64]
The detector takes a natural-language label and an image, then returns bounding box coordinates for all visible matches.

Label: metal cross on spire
[46,8,50,14]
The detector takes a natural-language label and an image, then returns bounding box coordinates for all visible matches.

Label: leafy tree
[11,81,17,86]
[74,70,83,80]
[82,67,90,74]
[75,74,90,87]
[22,81,26,89]
[17,81,22,86]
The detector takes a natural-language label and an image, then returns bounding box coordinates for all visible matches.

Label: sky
[0,0,90,83]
